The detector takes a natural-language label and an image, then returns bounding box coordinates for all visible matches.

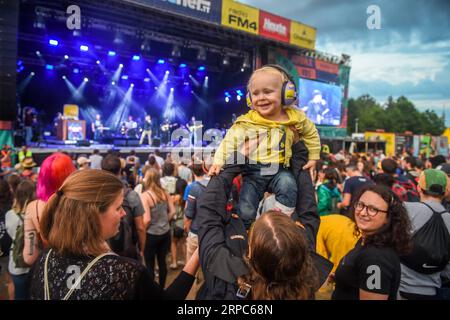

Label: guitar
[187,124,204,132]
[161,123,178,132]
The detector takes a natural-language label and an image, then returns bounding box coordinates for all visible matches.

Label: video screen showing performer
[299,78,342,126]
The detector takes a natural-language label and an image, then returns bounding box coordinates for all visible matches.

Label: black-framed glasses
[354,201,388,217]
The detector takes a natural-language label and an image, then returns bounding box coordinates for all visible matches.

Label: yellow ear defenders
[246,64,298,109]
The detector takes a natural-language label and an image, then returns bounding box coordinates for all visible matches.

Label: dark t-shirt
[185,180,209,234]
[332,240,401,300]
[30,249,194,300]
[343,176,372,197]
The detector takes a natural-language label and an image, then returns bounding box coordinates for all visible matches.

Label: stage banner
[290,20,316,50]
[124,0,222,24]
[221,0,259,35]
[259,11,290,44]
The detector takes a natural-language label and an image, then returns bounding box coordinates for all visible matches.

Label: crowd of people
[0,64,449,301]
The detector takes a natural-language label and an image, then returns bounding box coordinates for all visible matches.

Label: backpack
[0,211,12,257]
[391,183,408,202]
[108,188,137,258]
[400,202,450,274]
[12,213,30,268]
[396,178,420,202]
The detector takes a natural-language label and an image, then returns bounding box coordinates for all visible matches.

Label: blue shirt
[184,179,209,234]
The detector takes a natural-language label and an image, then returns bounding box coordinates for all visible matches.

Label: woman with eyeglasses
[331,184,412,300]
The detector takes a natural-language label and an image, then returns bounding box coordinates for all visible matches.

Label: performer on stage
[24,107,34,145]
[140,114,153,146]
[91,114,104,141]
[187,116,203,147]
[160,117,171,146]
[53,112,64,136]
[125,115,138,138]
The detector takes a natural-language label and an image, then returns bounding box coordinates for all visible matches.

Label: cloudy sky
[240,0,450,125]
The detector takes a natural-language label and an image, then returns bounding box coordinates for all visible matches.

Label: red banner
[259,11,290,43]
[315,60,339,75]
[295,66,316,80]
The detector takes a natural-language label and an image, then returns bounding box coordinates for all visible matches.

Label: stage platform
[27,140,217,165]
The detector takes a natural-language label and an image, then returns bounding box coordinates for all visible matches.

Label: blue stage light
[236,90,243,96]
[64,55,69,59]
[45,64,54,70]
[132,55,141,61]
[225,97,230,103]
[179,63,187,68]
[144,78,150,82]
[157,59,165,64]
[121,75,129,80]
[73,68,79,74]
[170,88,174,92]
[198,66,205,71]
[49,39,59,46]
[225,92,231,97]
[108,51,116,57]
[80,45,89,52]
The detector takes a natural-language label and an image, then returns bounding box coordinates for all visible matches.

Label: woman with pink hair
[23,153,76,266]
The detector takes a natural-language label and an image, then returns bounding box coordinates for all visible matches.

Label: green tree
[346,95,445,135]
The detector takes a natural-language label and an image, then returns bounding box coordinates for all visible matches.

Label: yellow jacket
[213,106,321,166]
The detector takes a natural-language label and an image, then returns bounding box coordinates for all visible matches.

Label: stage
[27,139,217,165]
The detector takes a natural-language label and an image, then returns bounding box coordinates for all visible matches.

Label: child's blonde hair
[247,66,289,92]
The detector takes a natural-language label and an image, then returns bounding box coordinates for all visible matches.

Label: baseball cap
[436,163,450,176]
[418,169,447,196]
[77,156,90,166]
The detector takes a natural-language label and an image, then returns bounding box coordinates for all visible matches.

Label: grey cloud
[240,0,450,46]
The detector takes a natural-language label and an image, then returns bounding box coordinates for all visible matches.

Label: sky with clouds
[239,0,450,125]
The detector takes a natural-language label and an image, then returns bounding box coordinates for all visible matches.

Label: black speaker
[113,138,127,146]
[0,0,19,122]
[152,138,161,147]
[76,140,91,147]
[127,139,140,147]
[14,131,24,147]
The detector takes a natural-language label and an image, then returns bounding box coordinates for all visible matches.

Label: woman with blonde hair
[29,169,198,299]
[140,168,175,288]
